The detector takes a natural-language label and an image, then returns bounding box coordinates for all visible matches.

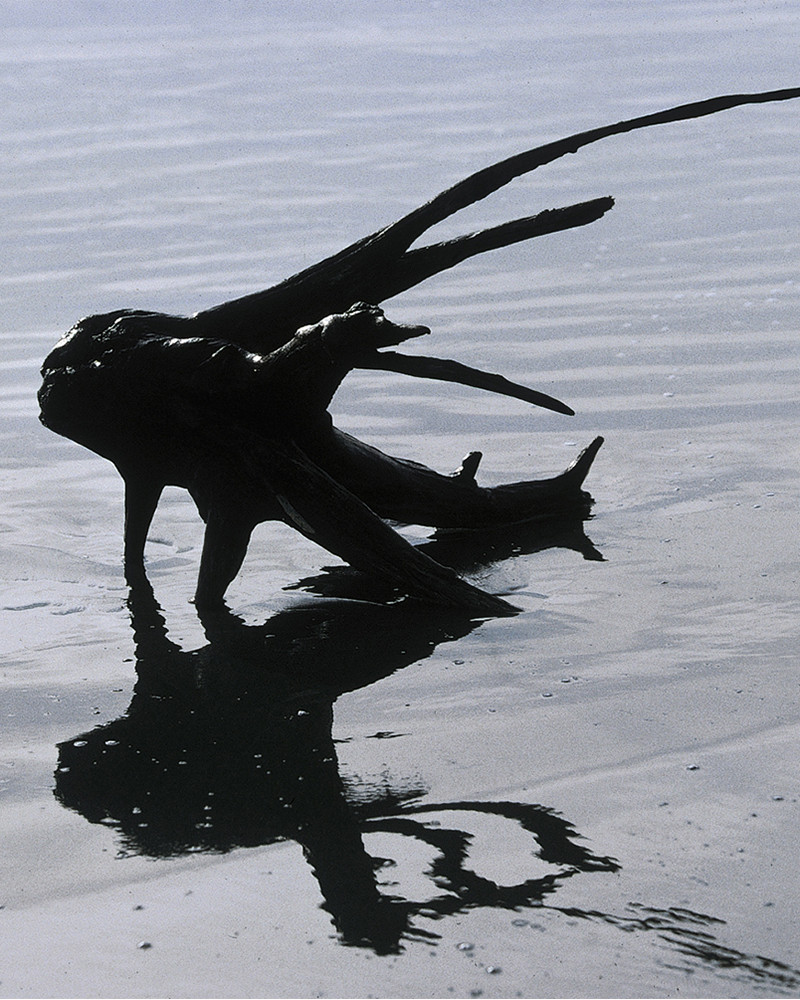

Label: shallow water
[2,3,800,998]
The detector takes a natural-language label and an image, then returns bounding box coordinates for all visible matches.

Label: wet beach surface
[2,3,800,997]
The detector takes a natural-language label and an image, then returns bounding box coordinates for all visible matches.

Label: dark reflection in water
[558,903,800,994]
[55,582,619,953]
[287,515,604,602]
[55,519,616,954]
[51,523,800,986]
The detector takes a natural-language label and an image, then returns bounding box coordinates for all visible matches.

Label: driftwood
[38,88,800,614]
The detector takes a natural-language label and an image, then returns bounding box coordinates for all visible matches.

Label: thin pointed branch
[357,351,574,416]
[358,197,614,303]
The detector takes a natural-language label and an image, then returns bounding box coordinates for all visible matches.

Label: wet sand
[2,3,800,998]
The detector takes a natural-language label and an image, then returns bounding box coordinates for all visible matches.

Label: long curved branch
[193,87,800,350]
[357,351,574,415]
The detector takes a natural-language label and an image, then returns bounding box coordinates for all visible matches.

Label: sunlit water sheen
[2,3,800,997]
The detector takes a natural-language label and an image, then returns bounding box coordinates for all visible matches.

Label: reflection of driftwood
[39,88,800,612]
[288,515,604,602]
[54,585,618,953]
[54,586,800,987]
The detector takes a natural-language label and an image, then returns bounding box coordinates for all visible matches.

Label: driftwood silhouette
[38,88,800,613]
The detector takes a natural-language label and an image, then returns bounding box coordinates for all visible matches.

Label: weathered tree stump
[39,88,800,615]
[39,302,602,615]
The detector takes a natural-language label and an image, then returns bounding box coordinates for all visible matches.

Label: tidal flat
[1,3,800,997]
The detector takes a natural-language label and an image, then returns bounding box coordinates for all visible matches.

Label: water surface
[2,3,800,997]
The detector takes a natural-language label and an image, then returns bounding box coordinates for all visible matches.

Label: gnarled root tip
[562,435,604,489]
